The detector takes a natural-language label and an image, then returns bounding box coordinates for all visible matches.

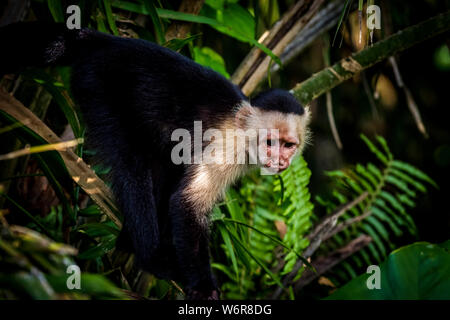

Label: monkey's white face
[235,103,311,173]
[183,102,310,223]
[261,130,299,173]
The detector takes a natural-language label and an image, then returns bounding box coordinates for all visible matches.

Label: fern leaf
[360,134,389,165]
[389,168,427,193]
[392,160,438,188]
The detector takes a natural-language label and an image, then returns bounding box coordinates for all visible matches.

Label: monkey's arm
[168,187,219,300]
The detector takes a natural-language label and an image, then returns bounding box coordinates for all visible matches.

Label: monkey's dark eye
[267,139,276,147]
[284,142,295,148]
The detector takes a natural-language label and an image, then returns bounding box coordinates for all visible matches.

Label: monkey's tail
[0,22,100,74]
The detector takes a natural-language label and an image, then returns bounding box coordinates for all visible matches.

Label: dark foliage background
[0,0,449,300]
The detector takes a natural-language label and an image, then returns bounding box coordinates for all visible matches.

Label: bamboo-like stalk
[231,0,325,96]
[291,11,450,105]
[271,0,346,73]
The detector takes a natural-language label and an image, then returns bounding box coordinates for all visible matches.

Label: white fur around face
[181,101,311,225]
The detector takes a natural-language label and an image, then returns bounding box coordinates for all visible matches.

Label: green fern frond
[212,155,314,298]
[273,155,314,275]
[318,134,436,281]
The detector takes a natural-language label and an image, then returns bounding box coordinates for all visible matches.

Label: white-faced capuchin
[0,22,311,300]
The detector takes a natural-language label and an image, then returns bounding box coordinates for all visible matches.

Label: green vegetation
[1,0,449,300]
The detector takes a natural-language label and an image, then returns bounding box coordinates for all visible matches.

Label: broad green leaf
[205,0,225,11]
[111,1,281,65]
[327,242,450,299]
[193,47,230,78]
[205,3,255,43]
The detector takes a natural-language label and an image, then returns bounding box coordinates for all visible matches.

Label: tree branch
[306,192,368,242]
[291,11,450,105]
[271,192,369,299]
[323,210,372,242]
[294,235,372,291]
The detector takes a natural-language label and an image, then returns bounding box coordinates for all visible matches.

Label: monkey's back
[70,30,245,136]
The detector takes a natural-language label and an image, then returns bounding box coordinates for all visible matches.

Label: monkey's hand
[185,288,220,300]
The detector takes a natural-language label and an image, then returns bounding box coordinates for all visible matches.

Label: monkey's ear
[235,104,255,129]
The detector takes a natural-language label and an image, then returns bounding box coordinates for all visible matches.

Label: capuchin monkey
[0,22,310,300]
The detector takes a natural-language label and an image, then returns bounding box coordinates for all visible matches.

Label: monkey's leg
[110,161,162,272]
[169,191,219,300]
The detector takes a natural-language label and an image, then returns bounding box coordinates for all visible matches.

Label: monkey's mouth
[264,161,287,173]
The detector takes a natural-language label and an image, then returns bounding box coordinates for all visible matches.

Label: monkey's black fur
[0,22,304,299]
